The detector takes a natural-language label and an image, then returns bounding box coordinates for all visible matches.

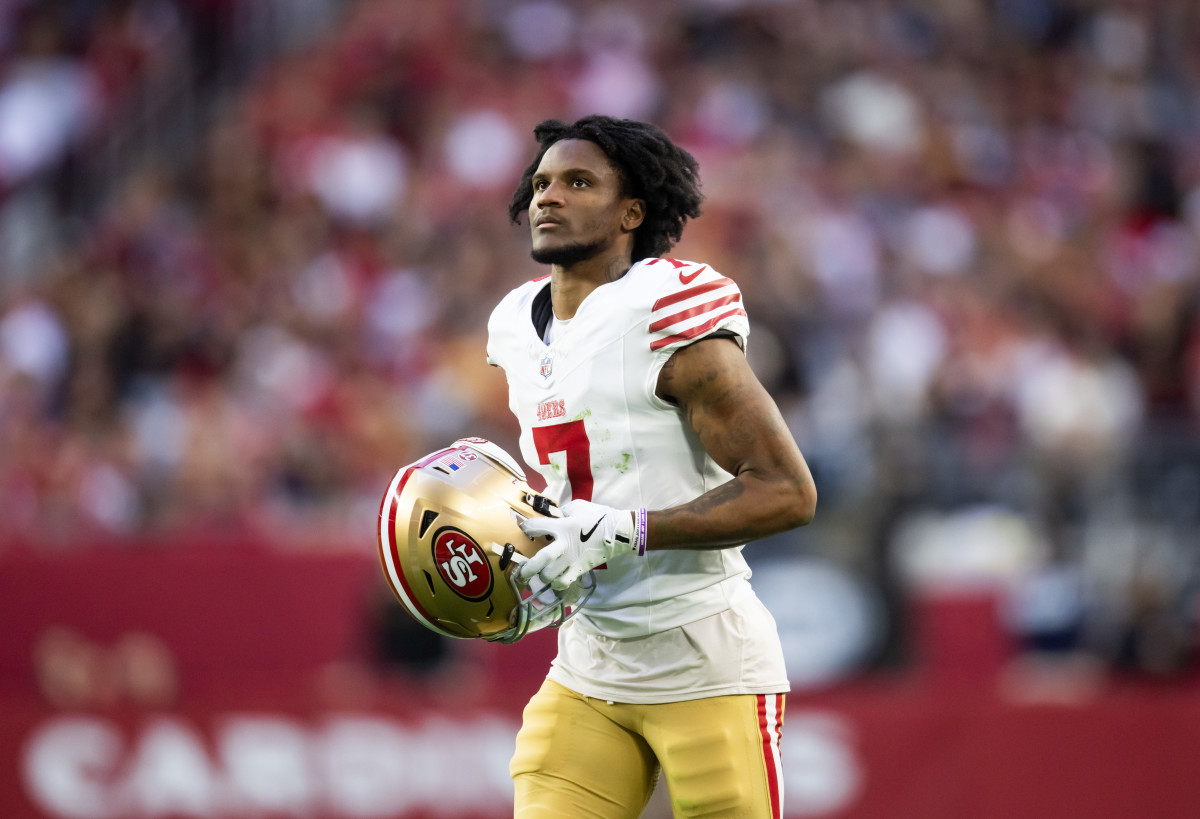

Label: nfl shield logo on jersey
[539,355,553,379]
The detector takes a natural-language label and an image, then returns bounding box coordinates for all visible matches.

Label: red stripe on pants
[758,693,784,819]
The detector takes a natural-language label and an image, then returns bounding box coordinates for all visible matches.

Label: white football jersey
[486,257,756,639]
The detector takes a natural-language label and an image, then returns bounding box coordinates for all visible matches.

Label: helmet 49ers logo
[432,528,493,600]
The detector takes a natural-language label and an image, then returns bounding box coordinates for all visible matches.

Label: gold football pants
[511,679,785,818]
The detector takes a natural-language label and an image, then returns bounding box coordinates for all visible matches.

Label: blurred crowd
[1,0,1199,680]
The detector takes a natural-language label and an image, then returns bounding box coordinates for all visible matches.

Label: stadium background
[1,0,1199,816]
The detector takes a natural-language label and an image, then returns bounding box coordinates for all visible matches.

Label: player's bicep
[656,337,798,481]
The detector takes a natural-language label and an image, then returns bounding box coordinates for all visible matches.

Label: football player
[488,115,818,818]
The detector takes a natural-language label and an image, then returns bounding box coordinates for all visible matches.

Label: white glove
[516,500,644,591]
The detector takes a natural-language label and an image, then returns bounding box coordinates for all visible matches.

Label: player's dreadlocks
[508,115,703,263]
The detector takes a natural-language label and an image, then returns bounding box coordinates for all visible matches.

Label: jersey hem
[544,670,791,705]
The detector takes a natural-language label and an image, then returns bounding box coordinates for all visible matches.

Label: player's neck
[550,253,632,319]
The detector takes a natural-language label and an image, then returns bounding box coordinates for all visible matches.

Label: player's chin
[531,237,603,267]
[529,237,559,258]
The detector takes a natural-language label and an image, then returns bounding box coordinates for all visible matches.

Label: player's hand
[516,500,642,590]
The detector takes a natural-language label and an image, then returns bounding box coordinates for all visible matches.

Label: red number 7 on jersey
[532,420,593,502]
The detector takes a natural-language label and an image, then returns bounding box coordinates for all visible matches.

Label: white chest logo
[539,355,553,379]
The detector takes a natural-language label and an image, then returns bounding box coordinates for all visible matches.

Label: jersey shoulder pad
[633,258,748,353]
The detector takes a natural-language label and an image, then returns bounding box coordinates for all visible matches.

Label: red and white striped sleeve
[644,258,749,355]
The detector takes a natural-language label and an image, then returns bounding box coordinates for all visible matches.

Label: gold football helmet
[377,437,592,644]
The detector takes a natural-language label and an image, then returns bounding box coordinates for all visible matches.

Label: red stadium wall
[1,544,1197,819]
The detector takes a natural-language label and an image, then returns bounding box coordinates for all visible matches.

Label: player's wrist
[610,508,647,557]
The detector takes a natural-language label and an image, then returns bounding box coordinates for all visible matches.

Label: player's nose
[535,179,565,208]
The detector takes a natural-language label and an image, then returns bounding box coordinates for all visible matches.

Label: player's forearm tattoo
[654,479,757,546]
[687,478,746,517]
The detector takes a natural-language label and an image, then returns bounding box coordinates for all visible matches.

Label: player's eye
[533,179,548,191]
[572,178,588,187]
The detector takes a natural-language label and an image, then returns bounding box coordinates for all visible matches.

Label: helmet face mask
[378,439,590,644]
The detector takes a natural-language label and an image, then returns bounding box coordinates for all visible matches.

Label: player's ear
[621,199,646,232]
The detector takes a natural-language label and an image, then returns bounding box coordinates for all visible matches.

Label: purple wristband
[635,508,648,556]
